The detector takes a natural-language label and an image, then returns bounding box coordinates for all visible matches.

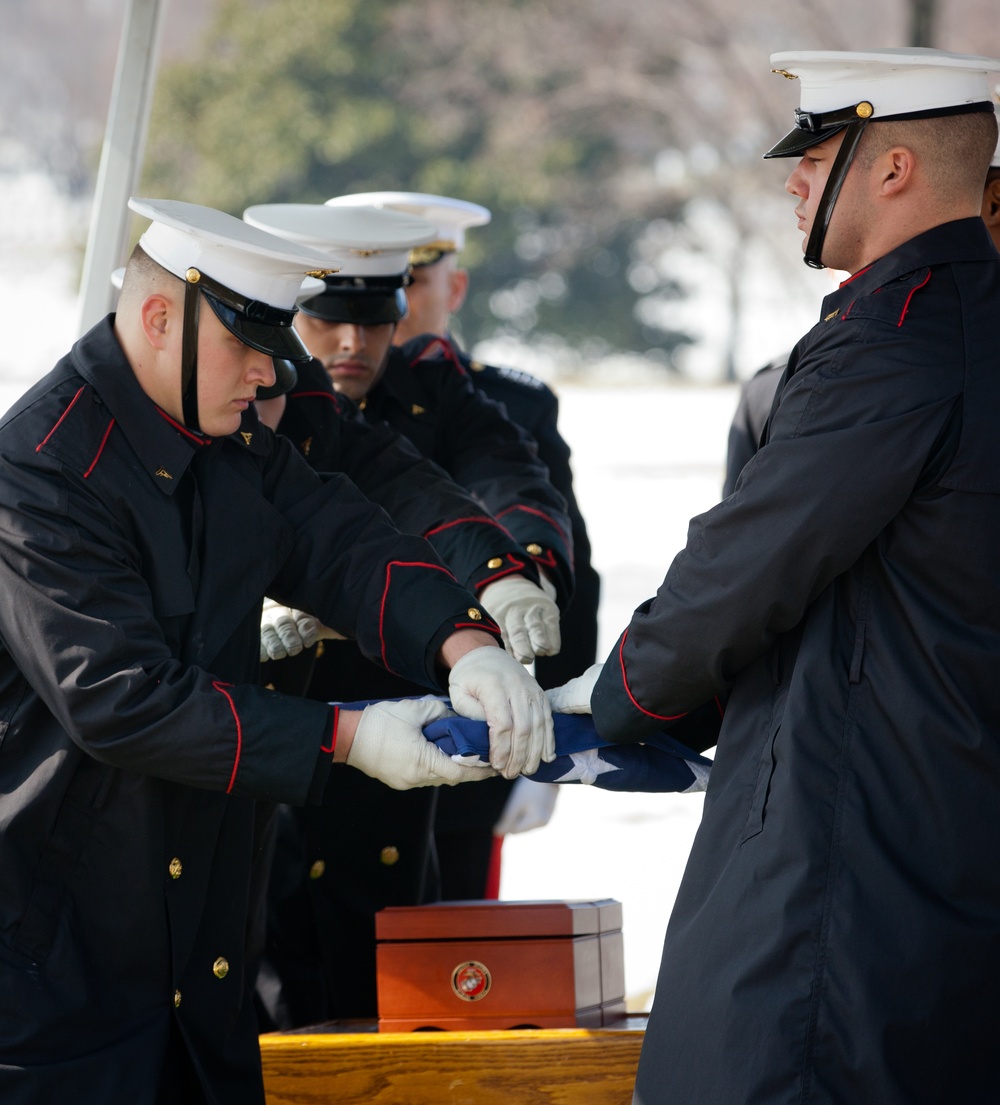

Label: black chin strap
[804,119,870,270]
[181,269,202,432]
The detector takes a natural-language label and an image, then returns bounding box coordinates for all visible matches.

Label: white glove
[493,777,559,835]
[448,646,555,779]
[544,662,604,714]
[259,597,345,662]
[346,697,497,790]
[479,574,561,664]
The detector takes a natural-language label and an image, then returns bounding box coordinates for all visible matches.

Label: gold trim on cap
[771,69,797,80]
[350,248,385,257]
[305,268,340,277]
[855,101,874,119]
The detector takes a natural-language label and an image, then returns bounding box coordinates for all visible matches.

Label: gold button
[467,607,482,621]
[526,543,543,556]
[487,558,503,570]
[212,957,230,979]
[309,860,326,880]
[168,857,183,880]
[855,100,874,119]
[173,990,182,1008]
[380,846,400,866]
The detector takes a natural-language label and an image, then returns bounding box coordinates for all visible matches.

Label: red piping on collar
[289,390,344,411]
[408,335,466,374]
[897,270,932,327]
[156,407,212,445]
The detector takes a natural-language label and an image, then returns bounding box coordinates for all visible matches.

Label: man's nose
[339,325,365,352]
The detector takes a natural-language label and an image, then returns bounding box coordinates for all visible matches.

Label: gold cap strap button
[855,101,874,119]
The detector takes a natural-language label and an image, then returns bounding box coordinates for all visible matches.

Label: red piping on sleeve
[496,504,570,548]
[212,681,243,793]
[898,271,931,327]
[83,418,116,478]
[36,386,85,452]
[618,630,687,722]
[379,560,459,670]
[320,706,339,755]
[454,621,503,636]
[423,516,507,539]
[475,556,529,591]
[713,695,725,719]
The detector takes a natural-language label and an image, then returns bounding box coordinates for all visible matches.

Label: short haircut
[856,111,998,203]
[117,244,178,312]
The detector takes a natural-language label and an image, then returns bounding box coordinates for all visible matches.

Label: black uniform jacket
[594,219,1000,1105]
[275,357,538,594]
[0,318,499,1104]
[364,334,575,608]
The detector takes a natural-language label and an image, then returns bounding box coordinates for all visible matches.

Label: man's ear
[878,146,916,197]
[447,267,470,314]
[139,293,172,350]
[982,177,1000,225]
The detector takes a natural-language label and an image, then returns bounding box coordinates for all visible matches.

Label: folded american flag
[338,699,711,794]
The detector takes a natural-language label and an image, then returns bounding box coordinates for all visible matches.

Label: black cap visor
[204,292,311,362]
[764,122,849,159]
[298,285,408,325]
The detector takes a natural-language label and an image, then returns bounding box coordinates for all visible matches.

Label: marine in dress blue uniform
[242,203,571,1023]
[0,199,551,1103]
[555,50,1000,1105]
[328,190,601,896]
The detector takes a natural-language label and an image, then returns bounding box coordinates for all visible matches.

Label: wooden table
[260,1017,646,1105]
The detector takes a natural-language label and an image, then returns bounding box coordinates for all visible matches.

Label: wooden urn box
[374,899,626,1032]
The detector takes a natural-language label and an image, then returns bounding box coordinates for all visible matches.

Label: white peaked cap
[129,198,338,311]
[243,203,438,278]
[325,191,491,253]
[769,48,1000,118]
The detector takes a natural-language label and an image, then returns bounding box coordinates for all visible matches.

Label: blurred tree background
[4,0,999,379]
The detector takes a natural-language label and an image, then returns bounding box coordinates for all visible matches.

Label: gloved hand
[448,646,555,779]
[346,697,497,790]
[259,597,345,662]
[544,662,604,714]
[493,777,559,835]
[479,574,561,664]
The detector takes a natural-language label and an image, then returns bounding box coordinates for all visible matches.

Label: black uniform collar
[70,316,268,493]
[820,218,998,314]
